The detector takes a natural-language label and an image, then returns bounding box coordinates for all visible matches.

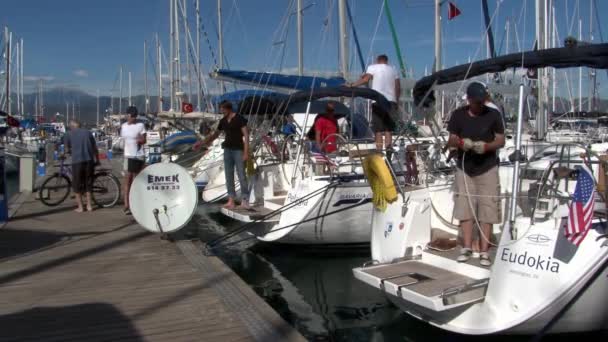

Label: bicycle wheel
[39,174,71,206]
[91,172,121,208]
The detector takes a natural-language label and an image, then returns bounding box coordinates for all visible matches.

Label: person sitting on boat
[447,82,505,266]
[202,100,251,210]
[281,114,298,137]
[347,54,400,153]
[309,102,339,154]
[120,106,146,215]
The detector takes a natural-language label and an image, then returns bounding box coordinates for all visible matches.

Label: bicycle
[38,156,121,208]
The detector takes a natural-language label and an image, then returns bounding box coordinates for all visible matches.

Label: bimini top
[211,69,346,91]
[280,86,392,116]
[413,43,608,107]
[212,89,284,105]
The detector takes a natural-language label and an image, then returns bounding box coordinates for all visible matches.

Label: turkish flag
[182,102,194,113]
[7,116,20,127]
[448,2,461,20]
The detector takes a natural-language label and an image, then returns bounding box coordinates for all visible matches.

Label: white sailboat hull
[353,180,608,335]
[258,181,372,245]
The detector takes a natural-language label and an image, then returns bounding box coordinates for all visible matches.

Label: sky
[1,0,606,97]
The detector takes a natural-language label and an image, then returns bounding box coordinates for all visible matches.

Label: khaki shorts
[453,166,501,224]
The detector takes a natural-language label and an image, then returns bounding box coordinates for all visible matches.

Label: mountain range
[7,87,608,124]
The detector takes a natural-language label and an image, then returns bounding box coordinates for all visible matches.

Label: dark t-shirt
[218,114,248,150]
[65,128,97,164]
[447,105,505,176]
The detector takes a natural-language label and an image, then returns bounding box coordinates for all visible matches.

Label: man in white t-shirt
[120,106,146,215]
[349,54,401,152]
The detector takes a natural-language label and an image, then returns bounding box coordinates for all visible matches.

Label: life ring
[363,153,398,212]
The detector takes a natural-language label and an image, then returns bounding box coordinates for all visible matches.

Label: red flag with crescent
[182,102,194,113]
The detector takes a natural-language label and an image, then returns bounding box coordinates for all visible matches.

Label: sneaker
[123,208,132,215]
[457,248,473,263]
[479,252,492,267]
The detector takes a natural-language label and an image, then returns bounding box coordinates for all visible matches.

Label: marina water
[187,204,606,341]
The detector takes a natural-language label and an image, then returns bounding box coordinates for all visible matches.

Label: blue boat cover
[159,131,198,151]
[212,89,284,104]
[212,69,347,90]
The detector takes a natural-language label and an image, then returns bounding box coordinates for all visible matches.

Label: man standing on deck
[203,100,250,210]
[64,120,99,213]
[120,106,146,215]
[446,82,505,267]
[348,54,401,152]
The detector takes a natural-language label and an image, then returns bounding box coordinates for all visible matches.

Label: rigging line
[446,0,505,114]
[567,0,580,37]
[383,0,408,78]
[592,0,608,79]
[178,1,212,110]
[552,20,576,110]
[231,0,250,50]
[345,0,366,73]
[366,0,385,66]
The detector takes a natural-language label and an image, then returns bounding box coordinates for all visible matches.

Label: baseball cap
[466,81,488,102]
[126,106,138,117]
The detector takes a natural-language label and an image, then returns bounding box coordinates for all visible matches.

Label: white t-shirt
[366,63,399,102]
[121,122,146,158]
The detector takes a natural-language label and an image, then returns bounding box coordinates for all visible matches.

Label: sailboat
[352,43,608,335]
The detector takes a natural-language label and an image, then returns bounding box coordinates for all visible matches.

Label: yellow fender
[363,153,398,212]
[246,157,256,176]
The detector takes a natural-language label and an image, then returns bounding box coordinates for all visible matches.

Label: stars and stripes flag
[565,165,596,246]
[310,151,335,166]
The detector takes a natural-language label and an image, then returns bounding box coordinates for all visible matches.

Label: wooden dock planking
[0,194,305,342]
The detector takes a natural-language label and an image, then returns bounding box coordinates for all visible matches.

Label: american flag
[310,152,335,166]
[565,165,596,246]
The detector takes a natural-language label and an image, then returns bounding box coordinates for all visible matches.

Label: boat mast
[180,0,192,103]
[39,78,43,120]
[297,0,303,76]
[96,89,100,126]
[128,71,132,107]
[338,0,349,79]
[535,0,547,139]
[434,0,441,73]
[20,38,23,116]
[4,27,10,114]
[196,0,201,110]
[578,18,582,113]
[505,19,510,55]
[175,0,181,107]
[144,40,149,114]
[119,66,123,114]
[217,0,224,93]
[15,40,19,115]
[157,33,162,113]
[588,0,595,111]
[551,2,557,113]
[169,0,175,111]
[434,0,442,122]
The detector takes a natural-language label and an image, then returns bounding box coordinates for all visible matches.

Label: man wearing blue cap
[446,82,505,266]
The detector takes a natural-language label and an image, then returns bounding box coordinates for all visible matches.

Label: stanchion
[0,147,9,223]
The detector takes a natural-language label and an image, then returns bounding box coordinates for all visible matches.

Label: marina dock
[0,192,305,341]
